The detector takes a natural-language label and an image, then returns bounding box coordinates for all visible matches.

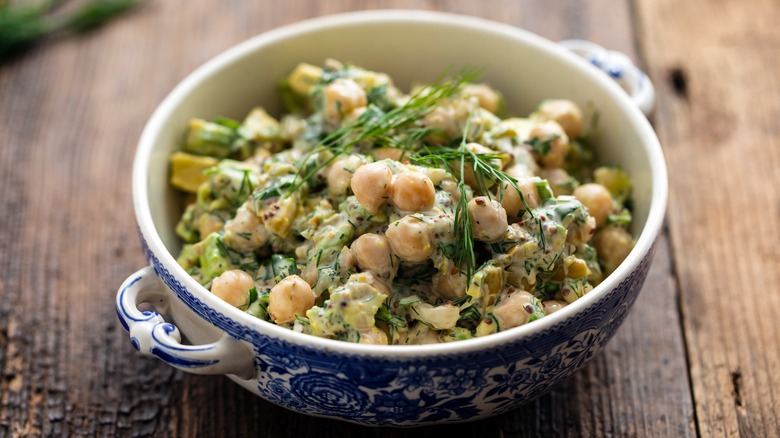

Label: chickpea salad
[170,60,635,345]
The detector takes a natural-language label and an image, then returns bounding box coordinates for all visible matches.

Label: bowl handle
[559,39,656,116]
[116,266,255,380]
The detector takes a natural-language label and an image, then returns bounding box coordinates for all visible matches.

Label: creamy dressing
[170,60,635,345]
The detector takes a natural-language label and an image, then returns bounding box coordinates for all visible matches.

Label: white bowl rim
[133,9,668,358]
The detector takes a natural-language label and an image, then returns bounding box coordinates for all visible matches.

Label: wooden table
[1,1,778,436]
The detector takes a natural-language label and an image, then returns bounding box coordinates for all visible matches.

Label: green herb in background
[0,0,143,64]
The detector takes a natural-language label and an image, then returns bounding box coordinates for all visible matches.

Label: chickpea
[528,121,570,168]
[423,98,481,143]
[507,147,540,178]
[391,171,435,212]
[337,246,357,276]
[542,300,566,315]
[211,269,255,308]
[198,213,223,238]
[432,263,467,299]
[500,176,540,222]
[223,202,270,251]
[462,83,501,114]
[503,161,535,180]
[440,179,462,203]
[300,262,318,287]
[365,272,392,296]
[592,226,634,274]
[350,233,397,281]
[372,148,404,162]
[327,155,364,196]
[540,168,577,196]
[341,106,367,125]
[534,99,583,139]
[268,275,316,324]
[350,162,393,214]
[322,78,367,121]
[573,183,613,227]
[492,291,535,330]
[385,216,434,263]
[468,196,508,242]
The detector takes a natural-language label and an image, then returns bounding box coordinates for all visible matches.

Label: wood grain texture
[0,0,699,436]
[635,0,780,436]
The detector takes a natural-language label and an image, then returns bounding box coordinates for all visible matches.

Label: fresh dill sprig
[285,67,482,195]
[281,64,537,280]
[409,134,536,279]
[0,0,142,64]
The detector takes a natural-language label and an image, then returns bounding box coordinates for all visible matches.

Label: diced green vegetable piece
[551,197,587,223]
[457,305,482,330]
[197,232,234,285]
[238,107,282,142]
[534,278,562,300]
[375,304,408,329]
[199,160,259,210]
[170,151,219,193]
[526,295,546,322]
[465,263,504,309]
[279,80,308,114]
[607,208,632,226]
[270,254,298,283]
[197,231,260,285]
[176,244,199,270]
[534,179,554,201]
[307,280,386,339]
[577,243,603,285]
[245,288,271,320]
[175,204,200,243]
[309,219,354,251]
[366,84,393,111]
[494,90,507,118]
[184,118,237,159]
[399,295,422,307]
[213,117,241,131]
[439,327,473,342]
[564,139,595,179]
[286,62,324,96]
[594,166,632,203]
[526,135,555,156]
[308,247,343,296]
[561,276,590,304]
[475,316,498,337]
[252,174,296,204]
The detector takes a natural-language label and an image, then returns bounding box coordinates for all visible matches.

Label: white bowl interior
[137,11,665,353]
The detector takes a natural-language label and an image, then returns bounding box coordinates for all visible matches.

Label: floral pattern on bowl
[137,233,655,425]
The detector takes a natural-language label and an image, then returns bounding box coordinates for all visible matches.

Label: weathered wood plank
[0,0,696,436]
[635,0,780,436]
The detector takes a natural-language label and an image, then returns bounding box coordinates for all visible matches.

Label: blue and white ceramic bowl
[116,10,667,426]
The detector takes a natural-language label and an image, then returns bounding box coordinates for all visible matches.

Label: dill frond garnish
[284,65,538,280]
[285,67,482,195]
[409,124,536,279]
